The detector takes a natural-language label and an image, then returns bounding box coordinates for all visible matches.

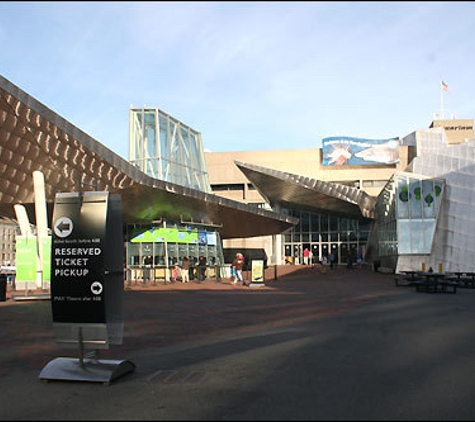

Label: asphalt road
[1,267,475,420]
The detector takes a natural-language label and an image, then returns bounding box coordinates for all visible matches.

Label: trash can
[373,260,381,273]
[0,274,7,302]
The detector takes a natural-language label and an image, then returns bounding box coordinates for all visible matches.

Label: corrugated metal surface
[0,74,297,238]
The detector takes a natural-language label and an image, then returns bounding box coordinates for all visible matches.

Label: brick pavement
[3,266,475,420]
[0,266,398,377]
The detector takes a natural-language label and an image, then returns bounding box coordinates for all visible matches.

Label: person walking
[232,253,245,285]
[181,256,190,283]
[230,263,236,282]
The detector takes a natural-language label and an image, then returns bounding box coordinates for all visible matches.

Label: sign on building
[322,136,399,166]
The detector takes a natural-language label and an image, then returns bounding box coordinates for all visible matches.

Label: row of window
[285,242,362,264]
[283,210,371,264]
[212,183,257,191]
[284,210,372,235]
[211,180,387,192]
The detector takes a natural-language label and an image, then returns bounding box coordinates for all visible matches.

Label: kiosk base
[39,357,135,385]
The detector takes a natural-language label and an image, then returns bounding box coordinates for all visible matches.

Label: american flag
[441,80,449,91]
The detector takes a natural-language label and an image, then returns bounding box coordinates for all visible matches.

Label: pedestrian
[321,255,328,273]
[303,248,310,265]
[329,252,335,269]
[143,255,152,282]
[232,253,245,285]
[294,249,299,265]
[181,256,190,283]
[356,251,363,265]
[171,264,181,282]
[230,263,236,281]
[197,255,207,282]
[189,257,197,280]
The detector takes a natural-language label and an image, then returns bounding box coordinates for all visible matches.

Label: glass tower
[129,107,212,193]
[126,107,223,283]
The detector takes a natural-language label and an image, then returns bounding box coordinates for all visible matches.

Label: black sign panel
[51,192,108,324]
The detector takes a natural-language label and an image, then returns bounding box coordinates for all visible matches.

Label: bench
[446,272,475,289]
[394,273,423,287]
[415,279,457,294]
[455,277,475,289]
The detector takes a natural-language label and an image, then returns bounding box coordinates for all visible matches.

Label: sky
[1,1,474,160]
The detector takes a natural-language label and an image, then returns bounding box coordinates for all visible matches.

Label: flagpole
[440,81,445,119]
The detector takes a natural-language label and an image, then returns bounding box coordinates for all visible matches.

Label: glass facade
[0,219,17,267]
[129,107,212,193]
[127,107,223,281]
[283,209,372,265]
[375,172,445,262]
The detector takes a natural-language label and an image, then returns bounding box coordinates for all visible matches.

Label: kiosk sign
[51,192,108,324]
[250,259,265,287]
[39,191,135,385]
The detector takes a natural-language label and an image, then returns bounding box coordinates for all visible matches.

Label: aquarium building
[205,119,475,273]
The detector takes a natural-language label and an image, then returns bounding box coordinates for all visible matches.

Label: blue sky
[1,1,473,159]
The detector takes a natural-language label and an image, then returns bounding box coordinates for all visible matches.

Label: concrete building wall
[429,119,474,145]
[206,146,411,203]
[205,145,411,265]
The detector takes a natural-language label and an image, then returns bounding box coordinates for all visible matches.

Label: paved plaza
[1,266,475,420]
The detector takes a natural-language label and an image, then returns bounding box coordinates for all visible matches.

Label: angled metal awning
[0,74,297,239]
[234,161,377,219]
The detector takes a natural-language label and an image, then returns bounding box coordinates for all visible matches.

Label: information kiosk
[39,191,135,385]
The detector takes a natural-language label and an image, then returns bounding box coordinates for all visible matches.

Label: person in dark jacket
[181,256,191,283]
[197,256,207,282]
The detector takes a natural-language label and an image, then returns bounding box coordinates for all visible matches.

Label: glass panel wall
[129,107,212,193]
[283,209,372,266]
[125,222,224,282]
[375,172,445,261]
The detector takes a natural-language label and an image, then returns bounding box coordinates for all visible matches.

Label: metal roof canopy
[0,74,297,239]
[234,161,377,219]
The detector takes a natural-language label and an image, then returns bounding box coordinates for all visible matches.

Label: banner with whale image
[322,136,400,166]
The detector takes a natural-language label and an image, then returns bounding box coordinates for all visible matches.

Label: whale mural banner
[322,136,400,166]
